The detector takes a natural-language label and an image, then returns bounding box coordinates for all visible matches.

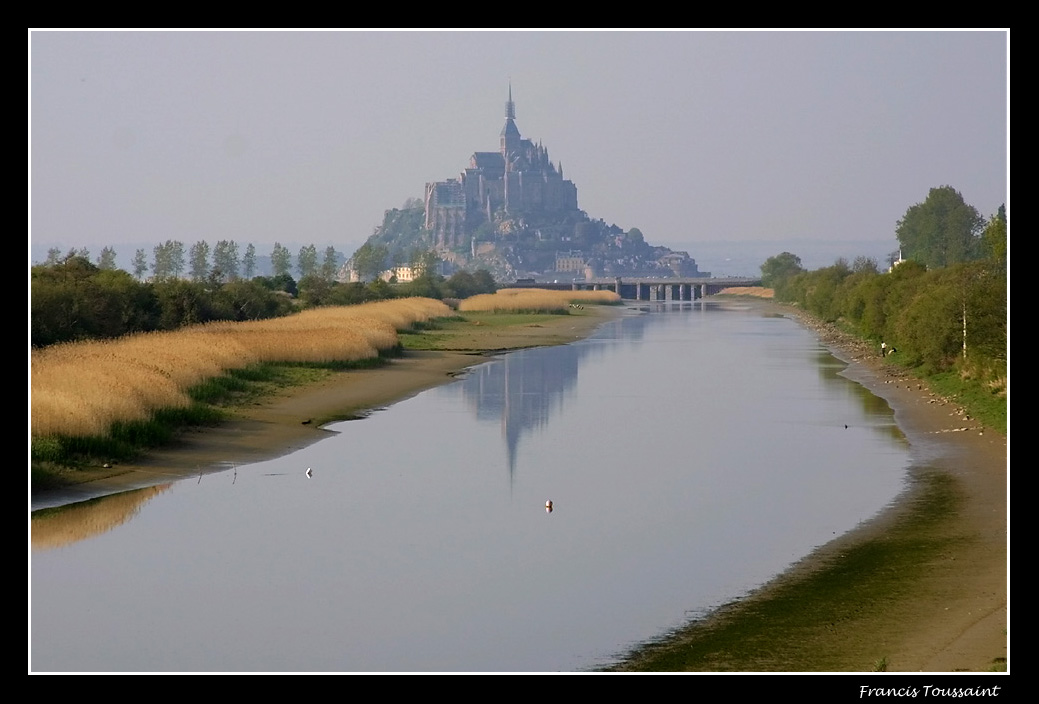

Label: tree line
[761,187,1006,387]
[32,251,497,348]
[43,240,343,283]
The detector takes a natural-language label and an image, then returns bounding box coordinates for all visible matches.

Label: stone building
[424,87,579,250]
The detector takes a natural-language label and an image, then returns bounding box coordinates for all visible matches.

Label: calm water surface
[31,301,910,671]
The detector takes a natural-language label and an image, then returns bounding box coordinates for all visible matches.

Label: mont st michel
[349,87,707,282]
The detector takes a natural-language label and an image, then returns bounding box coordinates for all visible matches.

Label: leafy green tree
[170,241,185,278]
[327,281,373,306]
[893,272,961,372]
[442,269,497,299]
[366,277,393,300]
[44,247,62,266]
[804,260,851,322]
[256,272,297,297]
[31,258,158,345]
[298,244,318,278]
[895,186,983,269]
[352,242,389,282]
[471,269,496,293]
[321,246,339,281]
[961,263,1007,368]
[92,268,160,335]
[97,246,118,270]
[189,241,210,281]
[271,242,292,277]
[298,274,333,307]
[133,249,148,280]
[152,240,184,281]
[242,243,257,279]
[32,257,101,345]
[443,271,478,299]
[214,279,292,321]
[212,240,240,282]
[981,207,1007,270]
[851,256,879,275]
[153,279,213,329]
[760,252,804,291]
[410,249,440,275]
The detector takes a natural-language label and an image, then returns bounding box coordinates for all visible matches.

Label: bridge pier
[550,277,757,300]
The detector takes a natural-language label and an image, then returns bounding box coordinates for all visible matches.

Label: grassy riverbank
[30,359,384,492]
[31,302,618,496]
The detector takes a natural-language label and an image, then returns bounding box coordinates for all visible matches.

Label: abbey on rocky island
[355,87,706,282]
[424,86,579,249]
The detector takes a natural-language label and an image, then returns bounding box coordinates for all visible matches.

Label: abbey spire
[500,83,521,158]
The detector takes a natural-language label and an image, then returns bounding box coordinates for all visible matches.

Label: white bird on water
[306,467,313,479]
[545,500,553,513]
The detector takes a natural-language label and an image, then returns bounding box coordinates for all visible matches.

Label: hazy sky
[29,30,1008,263]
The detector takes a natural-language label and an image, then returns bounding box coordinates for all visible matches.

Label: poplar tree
[97,247,118,270]
[133,249,148,280]
[297,244,318,278]
[271,242,292,277]
[189,241,210,281]
[242,243,257,279]
[152,240,185,281]
[321,246,339,281]
[213,240,240,282]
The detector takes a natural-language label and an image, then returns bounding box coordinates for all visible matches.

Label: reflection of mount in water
[453,306,673,480]
[457,341,600,481]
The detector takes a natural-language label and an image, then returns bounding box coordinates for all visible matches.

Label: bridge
[510,277,762,301]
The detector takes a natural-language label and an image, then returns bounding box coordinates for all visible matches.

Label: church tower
[500,83,521,160]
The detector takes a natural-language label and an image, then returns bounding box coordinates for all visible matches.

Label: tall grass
[31,298,453,441]
[459,288,620,313]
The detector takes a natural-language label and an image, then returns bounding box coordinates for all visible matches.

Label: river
[30,300,910,672]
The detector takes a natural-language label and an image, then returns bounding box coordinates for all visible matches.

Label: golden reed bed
[31,298,452,440]
[458,288,620,313]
